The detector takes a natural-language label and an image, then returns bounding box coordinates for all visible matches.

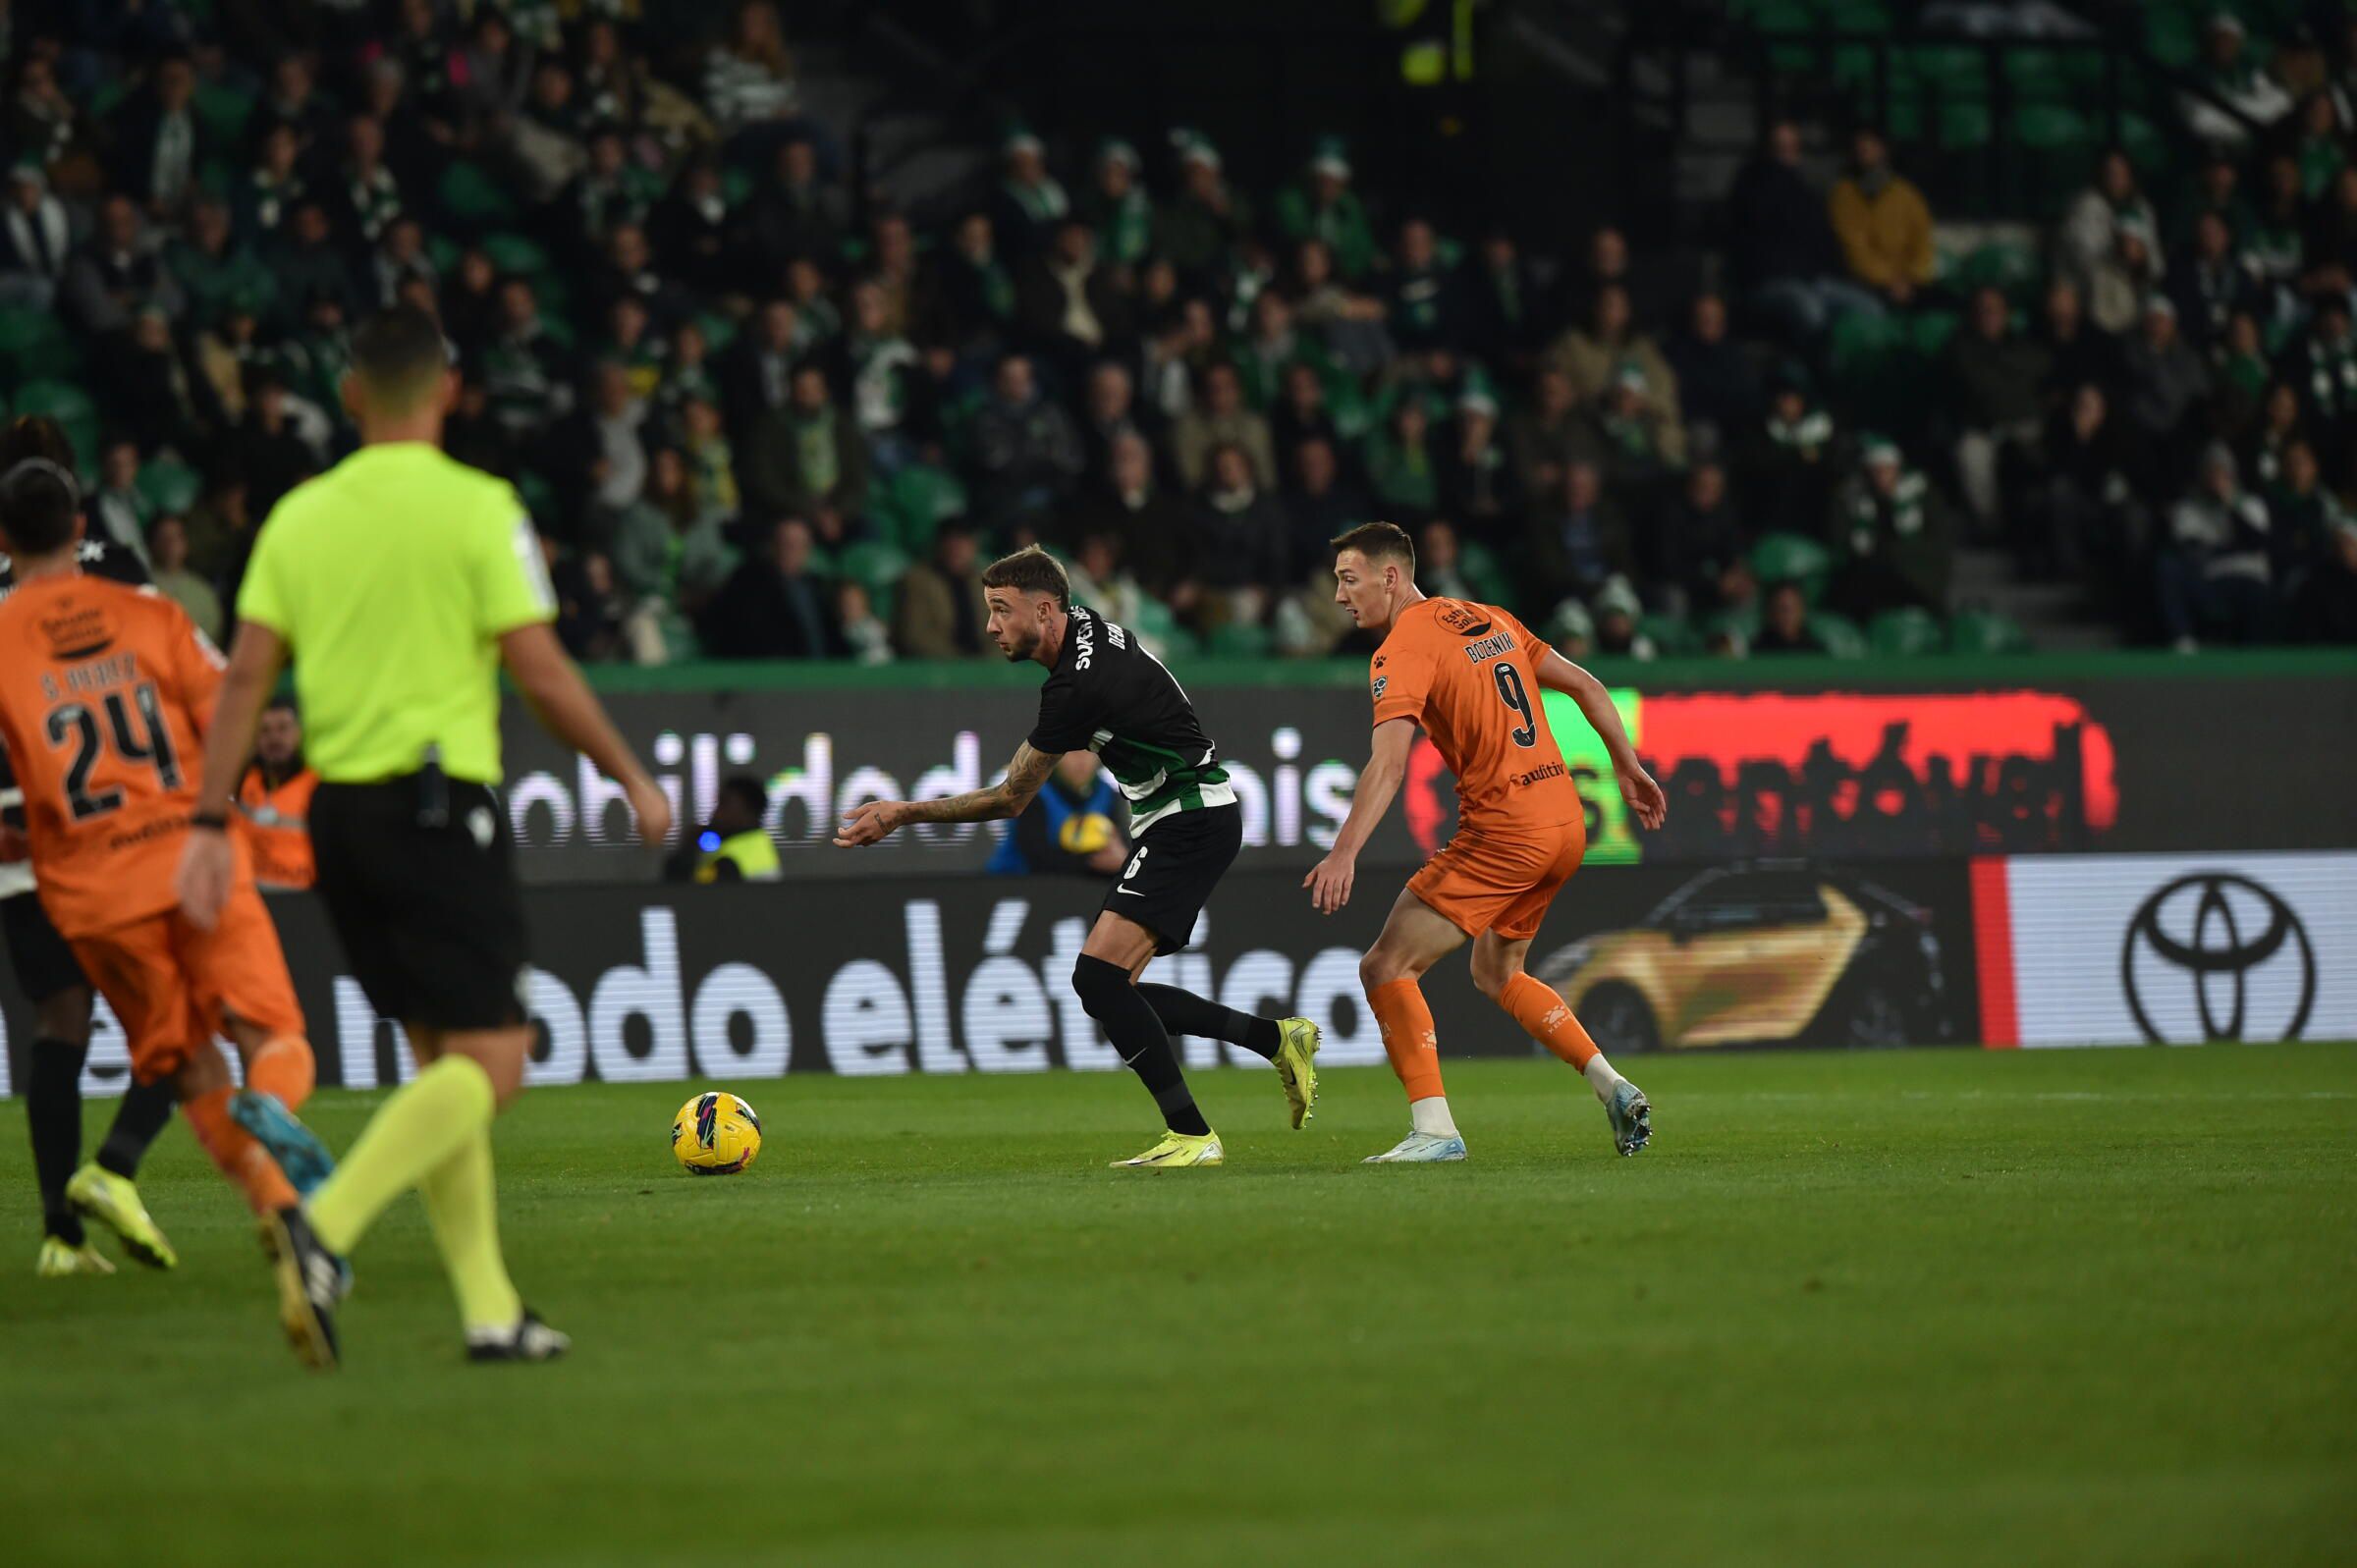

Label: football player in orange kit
[0,457,334,1229]
[1305,522,1668,1162]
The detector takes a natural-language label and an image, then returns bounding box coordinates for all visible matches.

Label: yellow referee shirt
[236,443,557,784]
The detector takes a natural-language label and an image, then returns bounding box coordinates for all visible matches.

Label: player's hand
[1304,849,1355,914]
[834,799,903,847]
[625,775,674,848]
[176,829,236,932]
[1617,761,1668,832]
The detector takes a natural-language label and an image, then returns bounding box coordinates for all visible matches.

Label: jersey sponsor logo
[1512,761,1568,787]
[1437,603,1490,636]
[1371,676,1389,702]
[1072,607,1097,671]
[35,604,113,662]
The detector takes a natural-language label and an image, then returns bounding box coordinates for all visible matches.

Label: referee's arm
[498,622,670,839]
[179,620,290,927]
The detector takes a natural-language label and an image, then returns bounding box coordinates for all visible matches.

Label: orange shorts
[69,886,303,1085]
[1406,818,1587,942]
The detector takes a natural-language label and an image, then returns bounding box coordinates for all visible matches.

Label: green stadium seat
[1204,621,1271,657]
[1946,608,2030,654]
[1910,309,1960,357]
[1948,241,2039,300]
[1807,611,1867,657]
[1869,606,1945,656]
[1749,531,1833,604]
[0,308,81,385]
[482,232,551,277]
[876,464,965,553]
[837,540,910,601]
[437,161,518,228]
[1457,541,1516,611]
[1638,612,1701,657]
[193,80,253,145]
[135,460,201,517]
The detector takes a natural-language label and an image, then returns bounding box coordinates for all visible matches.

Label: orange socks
[1500,973,1600,1069]
[244,1035,316,1111]
[183,1087,297,1215]
[1368,977,1447,1103]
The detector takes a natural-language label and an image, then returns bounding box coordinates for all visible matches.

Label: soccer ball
[671,1091,762,1175]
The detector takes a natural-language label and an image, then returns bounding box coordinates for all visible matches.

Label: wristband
[190,809,232,833]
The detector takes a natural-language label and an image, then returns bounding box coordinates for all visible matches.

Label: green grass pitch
[1,1044,2351,1567]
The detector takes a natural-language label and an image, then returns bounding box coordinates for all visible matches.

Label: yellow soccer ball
[672,1091,763,1175]
[1059,811,1115,855]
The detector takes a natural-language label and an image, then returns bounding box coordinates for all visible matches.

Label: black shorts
[1,891,87,1005]
[310,777,530,1031]
[1101,803,1242,955]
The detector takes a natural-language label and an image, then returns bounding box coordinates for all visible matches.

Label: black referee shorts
[310,777,530,1031]
[1100,802,1242,955]
[2,891,88,1005]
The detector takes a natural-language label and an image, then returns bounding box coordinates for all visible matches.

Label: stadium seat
[482,233,552,278]
[437,161,519,229]
[1204,621,1272,657]
[136,460,201,517]
[193,80,253,145]
[1807,611,1868,657]
[0,308,82,385]
[1749,532,1833,604]
[876,464,965,553]
[1869,606,1945,656]
[1457,541,1516,609]
[1638,612,1701,657]
[836,540,910,602]
[1946,608,2030,654]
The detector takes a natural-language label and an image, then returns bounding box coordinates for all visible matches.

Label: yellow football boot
[67,1163,177,1270]
[1273,1016,1322,1128]
[1110,1129,1226,1168]
[35,1236,115,1276]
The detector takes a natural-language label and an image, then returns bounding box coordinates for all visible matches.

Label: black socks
[26,1038,86,1244]
[1136,984,1282,1060]
[1072,955,1211,1137]
[98,1078,176,1179]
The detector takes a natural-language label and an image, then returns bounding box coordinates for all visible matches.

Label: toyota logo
[2120,873,2318,1045]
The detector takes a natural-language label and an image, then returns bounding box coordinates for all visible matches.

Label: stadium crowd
[6,1,2357,661]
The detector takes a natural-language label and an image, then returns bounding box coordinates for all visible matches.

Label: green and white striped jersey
[1025,605,1234,835]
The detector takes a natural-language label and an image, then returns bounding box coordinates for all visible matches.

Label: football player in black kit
[835,546,1321,1166]
[0,416,179,1272]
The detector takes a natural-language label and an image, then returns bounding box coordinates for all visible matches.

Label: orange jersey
[1369,597,1582,834]
[0,571,235,939]
[236,765,318,890]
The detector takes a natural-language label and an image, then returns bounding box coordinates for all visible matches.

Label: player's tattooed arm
[834,742,1062,846]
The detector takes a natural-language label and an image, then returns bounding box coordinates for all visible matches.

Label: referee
[176,302,672,1370]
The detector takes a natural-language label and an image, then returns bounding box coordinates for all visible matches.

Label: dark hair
[1330,519,1415,571]
[719,774,768,818]
[350,301,450,404]
[0,459,81,555]
[264,694,300,717]
[980,544,1071,609]
[0,413,77,471]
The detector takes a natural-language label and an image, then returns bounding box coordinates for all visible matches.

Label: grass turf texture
[1,1045,2350,1567]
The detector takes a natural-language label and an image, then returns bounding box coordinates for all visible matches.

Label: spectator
[2291,517,2357,641]
[1235,291,1320,412]
[335,114,405,255]
[894,518,989,659]
[1382,216,1458,355]
[567,129,660,253]
[0,162,70,310]
[1528,458,1634,607]
[591,222,692,335]
[660,318,724,423]
[972,351,1084,523]
[107,52,204,218]
[741,133,844,268]
[2246,152,2309,299]
[1066,530,1158,636]
[921,210,1017,352]
[2277,296,2357,476]
[2289,89,2346,200]
[2117,297,2211,486]
[1829,127,1936,309]
[2267,437,2346,592]
[230,375,319,515]
[1665,291,1760,452]
[1655,460,1754,619]
[2032,276,2115,406]
[1946,285,2052,533]
[1068,430,1196,597]
[1736,366,1841,536]
[2182,11,2293,148]
[1590,576,1657,660]
[1827,437,1954,618]
[1752,578,1827,655]
[273,200,361,324]
[716,297,802,439]
[678,394,740,519]
[988,751,1128,879]
[2084,210,2165,337]
[1436,389,1518,541]
[1283,434,1369,577]
[1590,362,1688,489]
[2171,208,2261,350]
[1559,224,1671,339]
[63,192,185,334]
[2159,442,2275,648]
[239,122,307,244]
[2244,381,2306,495]
[614,447,736,663]
[651,157,737,297]
[1077,359,1150,488]
[236,696,318,892]
[2302,164,2357,298]
[704,0,799,145]
[1416,518,1478,601]
[1507,364,1601,499]
[992,128,1070,256]
[838,580,895,665]
[2026,382,2146,588]
[1080,138,1153,268]
[479,275,576,438]
[101,305,205,456]
[704,515,846,659]
[90,442,154,563]
[743,361,868,538]
[367,213,436,310]
[9,53,82,175]
[598,296,669,401]
[2211,309,2275,445]
[1190,442,1290,623]
[1549,281,1678,422]
[1461,227,1543,374]
[1365,397,1439,521]
[1171,359,1276,490]
[1016,218,1128,379]
[552,547,630,663]
[1273,137,1376,280]
[835,278,922,464]
[1270,359,1346,461]
[2058,150,2162,316]
[1727,118,1872,340]
[1153,134,1254,284]
[543,360,650,541]
[1288,237,1390,375]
